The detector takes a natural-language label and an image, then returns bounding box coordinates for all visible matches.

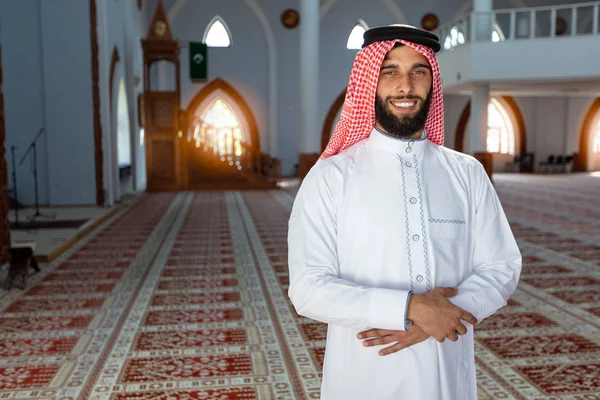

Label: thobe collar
[368,126,428,156]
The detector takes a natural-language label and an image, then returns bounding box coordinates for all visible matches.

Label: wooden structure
[473,152,494,182]
[90,0,105,205]
[141,1,279,191]
[0,44,10,265]
[141,0,183,190]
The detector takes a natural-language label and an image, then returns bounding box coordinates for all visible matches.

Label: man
[287,24,521,399]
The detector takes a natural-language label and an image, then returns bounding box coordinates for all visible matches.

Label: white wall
[100,0,147,204]
[1,0,147,206]
[0,0,48,206]
[165,0,469,175]
[167,0,270,161]
[1,0,97,206]
[516,96,596,168]
[439,36,600,89]
[442,94,596,171]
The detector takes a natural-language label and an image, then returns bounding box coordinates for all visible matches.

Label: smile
[389,100,418,111]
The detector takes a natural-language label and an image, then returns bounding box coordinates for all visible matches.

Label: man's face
[375,45,433,139]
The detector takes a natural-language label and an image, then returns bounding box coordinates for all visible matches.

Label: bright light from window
[205,19,231,47]
[593,118,600,153]
[193,99,244,158]
[347,22,367,49]
[487,99,515,155]
[140,128,144,146]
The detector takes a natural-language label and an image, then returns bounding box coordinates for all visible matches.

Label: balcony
[434,1,600,96]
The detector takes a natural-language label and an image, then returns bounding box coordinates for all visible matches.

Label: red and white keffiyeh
[321,39,444,159]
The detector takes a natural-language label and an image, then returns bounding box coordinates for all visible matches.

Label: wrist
[406,293,422,324]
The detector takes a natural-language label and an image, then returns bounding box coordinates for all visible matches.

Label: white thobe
[287,128,522,400]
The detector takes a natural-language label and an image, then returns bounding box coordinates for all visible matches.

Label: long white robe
[287,128,522,400]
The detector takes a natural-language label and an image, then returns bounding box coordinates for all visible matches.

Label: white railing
[436,1,600,51]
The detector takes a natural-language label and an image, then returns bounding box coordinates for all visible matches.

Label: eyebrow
[380,62,431,71]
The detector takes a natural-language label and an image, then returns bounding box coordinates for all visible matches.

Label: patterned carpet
[0,173,599,399]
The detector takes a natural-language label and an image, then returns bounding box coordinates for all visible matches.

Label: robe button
[413,234,420,241]
[406,147,412,153]
[408,141,414,147]
[416,275,423,282]
[410,197,417,204]
[405,161,412,167]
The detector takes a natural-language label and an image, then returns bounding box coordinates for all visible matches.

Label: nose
[395,73,413,94]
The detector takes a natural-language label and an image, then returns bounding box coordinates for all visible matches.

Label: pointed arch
[454,96,527,157]
[576,98,600,171]
[203,16,232,47]
[322,89,347,152]
[109,46,120,111]
[185,78,260,155]
[347,20,369,49]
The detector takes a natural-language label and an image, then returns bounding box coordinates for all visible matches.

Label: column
[299,0,319,154]
[470,84,490,153]
[473,0,493,42]
[470,84,494,180]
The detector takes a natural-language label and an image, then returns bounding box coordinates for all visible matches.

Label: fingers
[435,287,459,297]
[448,331,459,342]
[363,335,396,347]
[459,311,478,326]
[454,323,468,336]
[357,329,385,339]
[378,342,408,356]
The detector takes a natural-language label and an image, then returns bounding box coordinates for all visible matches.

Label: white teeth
[392,101,415,108]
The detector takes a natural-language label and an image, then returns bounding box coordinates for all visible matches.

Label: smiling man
[287,24,522,399]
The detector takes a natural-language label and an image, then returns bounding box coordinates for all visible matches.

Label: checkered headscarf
[321,39,444,159]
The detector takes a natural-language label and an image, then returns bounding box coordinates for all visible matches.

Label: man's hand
[407,287,478,342]
[357,325,429,356]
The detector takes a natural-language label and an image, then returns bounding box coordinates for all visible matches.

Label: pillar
[298,0,320,178]
[473,0,493,42]
[471,84,493,180]
[470,85,490,152]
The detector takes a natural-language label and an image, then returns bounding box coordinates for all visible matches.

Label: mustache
[385,95,423,101]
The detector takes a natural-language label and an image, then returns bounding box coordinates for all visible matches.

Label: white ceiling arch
[320,0,408,23]
[165,0,278,156]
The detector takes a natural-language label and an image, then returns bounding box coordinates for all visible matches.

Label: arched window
[192,99,244,168]
[444,24,504,49]
[487,98,515,155]
[594,117,600,153]
[117,79,131,166]
[347,20,368,49]
[444,26,466,50]
[204,16,232,48]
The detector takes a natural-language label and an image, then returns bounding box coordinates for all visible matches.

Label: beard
[375,89,432,139]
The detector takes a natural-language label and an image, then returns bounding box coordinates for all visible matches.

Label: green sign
[190,42,207,80]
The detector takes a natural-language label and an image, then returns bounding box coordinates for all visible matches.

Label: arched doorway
[321,89,346,152]
[109,45,134,204]
[577,98,600,171]
[454,96,528,172]
[116,78,133,197]
[185,78,269,189]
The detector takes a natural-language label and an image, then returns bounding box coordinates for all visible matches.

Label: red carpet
[0,173,599,399]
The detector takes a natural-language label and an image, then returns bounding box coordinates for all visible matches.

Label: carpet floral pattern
[0,173,598,399]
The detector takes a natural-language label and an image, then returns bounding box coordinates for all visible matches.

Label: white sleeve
[287,163,411,332]
[449,165,522,322]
